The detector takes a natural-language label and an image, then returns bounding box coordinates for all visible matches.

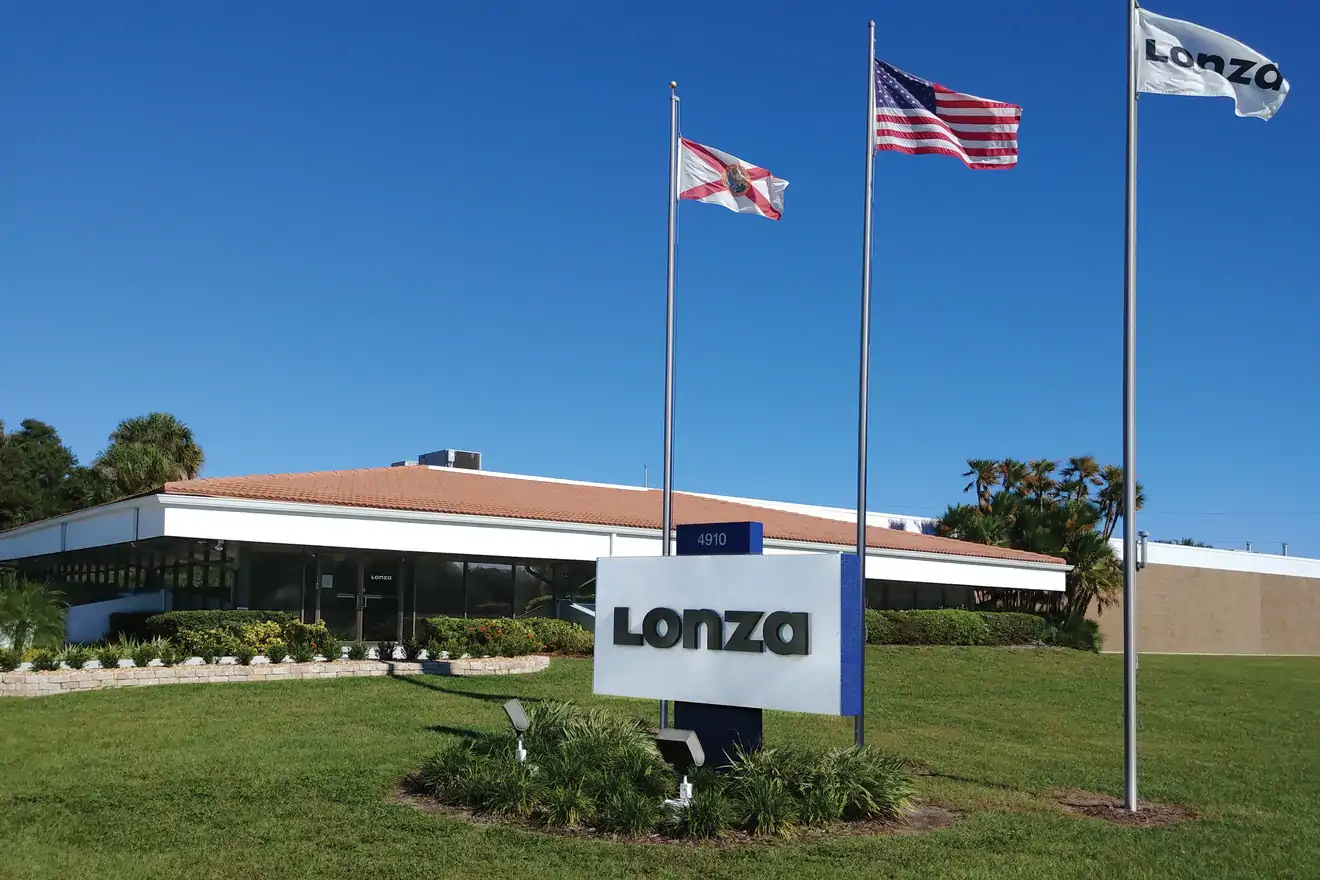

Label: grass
[0,648,1317,879]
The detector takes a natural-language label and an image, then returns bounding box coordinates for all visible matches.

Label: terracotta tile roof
[161,467,1064,566]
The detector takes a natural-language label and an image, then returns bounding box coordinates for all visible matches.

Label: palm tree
[109,413,204,479]
[0,575,67,652]
[1020,460,1058,510]
[998,459,1029,495]
[1096,464,1146,540]
[961,459,1002,510]
[1060,530,1123,625]
[93,442,183,501]
[1060,455,1102,501]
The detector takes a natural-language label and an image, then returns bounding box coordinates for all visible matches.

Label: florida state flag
[678,138,788,220]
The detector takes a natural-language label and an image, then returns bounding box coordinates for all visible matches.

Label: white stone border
[0,655,551,698]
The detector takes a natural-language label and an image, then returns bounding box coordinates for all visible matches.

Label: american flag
[874,60,1021,169]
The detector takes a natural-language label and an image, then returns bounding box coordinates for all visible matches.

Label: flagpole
[660,80,679,731]
[854,19,876,750]
[1122,0,1140,812]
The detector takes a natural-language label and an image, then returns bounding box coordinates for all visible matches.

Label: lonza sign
[613,607,809,655]
[592,554,862,717]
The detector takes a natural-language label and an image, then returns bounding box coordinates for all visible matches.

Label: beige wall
[1093,563,1320,655]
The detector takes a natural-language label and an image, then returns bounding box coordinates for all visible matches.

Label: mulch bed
[394,786,958,846]
[1053,789,1196,828]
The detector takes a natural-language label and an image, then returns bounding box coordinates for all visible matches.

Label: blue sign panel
[676,521,764,556]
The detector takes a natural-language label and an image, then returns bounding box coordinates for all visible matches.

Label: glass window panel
[415,558,465,620]
[514,565,554,617]
[556,562,596,604]
[248,551,305,613]
[465,563,512,619]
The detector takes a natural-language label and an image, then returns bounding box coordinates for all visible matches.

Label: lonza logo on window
[612,607,809,656]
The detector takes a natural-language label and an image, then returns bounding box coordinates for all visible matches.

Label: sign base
[674,701,763,768]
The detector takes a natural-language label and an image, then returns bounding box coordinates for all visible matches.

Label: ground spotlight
[654,728,704,807]
[503,699,530,764]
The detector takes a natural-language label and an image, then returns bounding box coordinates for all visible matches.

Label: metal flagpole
[1122,0,1140,812]
[854,20,876,750]
[660,81,679,731]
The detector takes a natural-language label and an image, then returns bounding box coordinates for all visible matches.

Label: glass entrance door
[310,553,403,643]
[361,557,401,642]
[318,555,359,642]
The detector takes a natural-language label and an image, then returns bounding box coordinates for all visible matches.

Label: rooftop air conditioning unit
[418,449,482,470]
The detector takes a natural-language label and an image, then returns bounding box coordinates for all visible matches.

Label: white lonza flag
[1137,8,1289,119]
[678,138,787,220]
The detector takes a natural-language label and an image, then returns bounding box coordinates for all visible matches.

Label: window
[465,563,512,618]
[514,565,554,617]
[555,561,596,605]
[414,558,465,621]
[248,551,304,613]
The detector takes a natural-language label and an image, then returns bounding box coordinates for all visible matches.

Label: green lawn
[1,648,1317,879]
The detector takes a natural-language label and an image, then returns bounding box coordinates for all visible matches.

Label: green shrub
[178,627,243,662]
[522,618,593,655]
[410,702,914,839]
[734,775,799,836]
[240,621,285,651]
[157,644,178,667]
[30,648,60,671]
[321,633,342,661]
[106,611,158,641]
[145,610,296,640]
[421,616,551,658]
[597,787,662,835]
[798,784,847,827]
[95,644,124,669]
[484,764,544,818]
[131,642,159,668]
[1046,619,1103,652]
[829,748,914,820]
[864,609,1049,647]
[978,611,1048,646]
[0,576,67,653]
[289,642,315,663]
[420,616,470,645]
[264,641,288,663]
[58,643,92,670]
[0,648,19,672]
[346,643,367,661]
[865,609,990,646]
[376,641,398,661]
[235,645,256,666]
[540,783,596,828]
[671,786,734,839]
[402,638,425,660]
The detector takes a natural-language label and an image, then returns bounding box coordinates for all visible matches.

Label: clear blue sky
[3,1,1316,555]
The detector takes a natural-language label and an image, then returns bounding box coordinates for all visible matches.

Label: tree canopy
[0,412,205,531]
[936,457,1146,625]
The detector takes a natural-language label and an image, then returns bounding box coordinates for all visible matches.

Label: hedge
[978,612,1048,646]
[421,616,594,656]
[144,610,297,640]
[864,609,1046,646]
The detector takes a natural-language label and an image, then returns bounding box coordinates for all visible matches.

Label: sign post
[674,522,766,766]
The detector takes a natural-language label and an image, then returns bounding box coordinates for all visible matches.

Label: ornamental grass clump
[409,702,915,840]
[94,644,124,669]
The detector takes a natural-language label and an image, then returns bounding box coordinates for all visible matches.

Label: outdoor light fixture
[502,699,530,764]
[654,728,704,807]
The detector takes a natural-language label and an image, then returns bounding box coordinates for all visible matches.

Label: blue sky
[3,1,1316,555]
